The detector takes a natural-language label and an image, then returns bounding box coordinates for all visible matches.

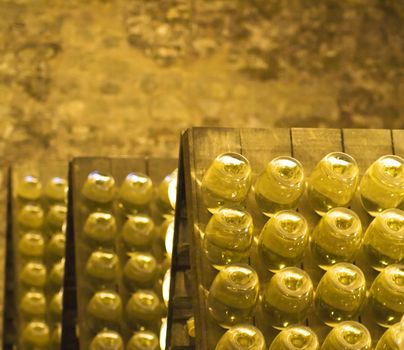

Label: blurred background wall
[0,0,403,164]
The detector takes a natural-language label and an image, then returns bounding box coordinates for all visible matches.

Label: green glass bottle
[82,171,116,207]
[87,291,122,332]
[43,176,68,204]
[307,152,359,216]
[254,156,305,216]
[201,152,252,212]
[321,321,371,350]
[363,208,404,271]
[49,290,63,323]
[262,267,313,329]
[207,264,259,328]
[269,326,319,350]
[19,291,46,321]
[119,172,153,212]
[48,259,65,291]
[161,216,174,257]
[160,317,167,350]
[18,232,45,259]
[375,316,404,350]
[18,204,44,230]
[51,323,62,350]
[17,174,42,202]
[85,250,119,287]
[21,321,50,350]
[162,268,171,307]
[203,206,253,269]
[215,325,266,350]
[45,204,67,232]
[90,330,124,350]
[127,331,160,350]
[47,232,66,263]
[310,208,362,269]
[369,264,404,327]
[20,261,47,290]
[258,211,308,272]
[315,263,366,326]
[156,169,178,215]
[123,252,159,291]
[122,214,155,251]
[126,290,163,332]
[360,155,404,216]
[83,212,117,246]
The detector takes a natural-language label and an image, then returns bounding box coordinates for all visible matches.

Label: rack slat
[342,129,393,344]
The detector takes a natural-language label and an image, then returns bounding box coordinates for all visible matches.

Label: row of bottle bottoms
[17,169,177,213]
[203,206,404,272]
[215,321,403,350]
[207,263,403,331]
[200,152,404,217]
[16,321,162,350]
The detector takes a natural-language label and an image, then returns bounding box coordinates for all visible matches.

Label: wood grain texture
[342,129,393,343]
[167,141,195,350]
[183,128,242,350]
[292,128,343,342]
[392,129,404,157]
[240,128,292,344]
[1,169,12,350]
[72,157,113,350]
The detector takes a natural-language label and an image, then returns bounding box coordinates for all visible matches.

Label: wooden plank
[240,128,292,281]
[392,129,404,157]
[392,129,404,211]
[342,128,393,234]
[167,144,194,350]
[62,161,79,350]
[148,157,178,228]
[342,128,393,343]
[240,128,292,344]
[193,127,242,350]
[72,157,114,349]
[182,130,207,350]
[148,158,178,184]
[145,156,180,350]
[291,128,343,278]
[111,157,147,343]
[1,168,13,350]
[291,128,343,342]
[184,128,243,350]
[191,127,241,288]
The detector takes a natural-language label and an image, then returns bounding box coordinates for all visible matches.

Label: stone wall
[0,0,403,163]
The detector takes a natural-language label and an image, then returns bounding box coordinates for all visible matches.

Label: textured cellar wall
[0,0,403,163]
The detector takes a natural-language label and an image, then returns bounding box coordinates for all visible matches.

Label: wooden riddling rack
[3,161,68,350]
[174,127,404,350]
[62,157,178,349]
[166,142,195,350]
